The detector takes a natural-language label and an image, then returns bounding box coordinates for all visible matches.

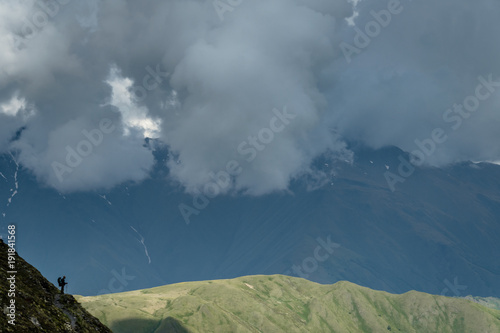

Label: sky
[0,0,499,194]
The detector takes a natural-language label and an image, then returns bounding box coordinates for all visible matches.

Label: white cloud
[105,66,162,138]
[1,93,26,117]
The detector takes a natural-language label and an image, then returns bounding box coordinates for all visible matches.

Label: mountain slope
[76,274,500,333]
[2,145,500,297]
[464,296,500,311]
[0,239,111,332]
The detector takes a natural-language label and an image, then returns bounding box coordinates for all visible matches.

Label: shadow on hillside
[112,317,190,333]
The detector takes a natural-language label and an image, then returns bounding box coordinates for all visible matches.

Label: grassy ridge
[76,275,500,333]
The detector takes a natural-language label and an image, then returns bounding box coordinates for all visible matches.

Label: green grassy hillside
[76,275,500,333]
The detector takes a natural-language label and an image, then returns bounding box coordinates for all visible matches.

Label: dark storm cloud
[0,0,499,193]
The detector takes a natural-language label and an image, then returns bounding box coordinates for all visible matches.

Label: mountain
[1,144,500,297]
[76,274,500,333]
[464,296,500,311]
[0,239,111,332]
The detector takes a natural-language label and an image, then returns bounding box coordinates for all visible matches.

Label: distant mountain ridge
[76,274,500,333]
[1,144,500,297]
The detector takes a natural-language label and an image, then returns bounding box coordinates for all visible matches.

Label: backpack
[57,277,62,286]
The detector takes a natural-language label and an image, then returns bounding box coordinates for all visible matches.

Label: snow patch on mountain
[5,153,20,209]
[98,194,112,206]
[130,226,151,264]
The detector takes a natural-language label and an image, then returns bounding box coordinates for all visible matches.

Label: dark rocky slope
[0,239,112,332]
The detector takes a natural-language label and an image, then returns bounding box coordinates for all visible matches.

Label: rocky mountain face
[0,239,111,332]
[464,296,500,311]
[77,274,500,333]
[1,145,499,298]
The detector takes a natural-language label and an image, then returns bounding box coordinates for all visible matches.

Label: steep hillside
[76,274,500,333]
[0,239,111,332]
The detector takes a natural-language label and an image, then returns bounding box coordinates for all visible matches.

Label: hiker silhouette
[58,276,68,294]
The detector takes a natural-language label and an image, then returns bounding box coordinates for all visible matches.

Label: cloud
[163,0,351,194]
[11,112,154,192]
[328,0,500,165]
[105,65,162,138]
[0,0,499,194]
